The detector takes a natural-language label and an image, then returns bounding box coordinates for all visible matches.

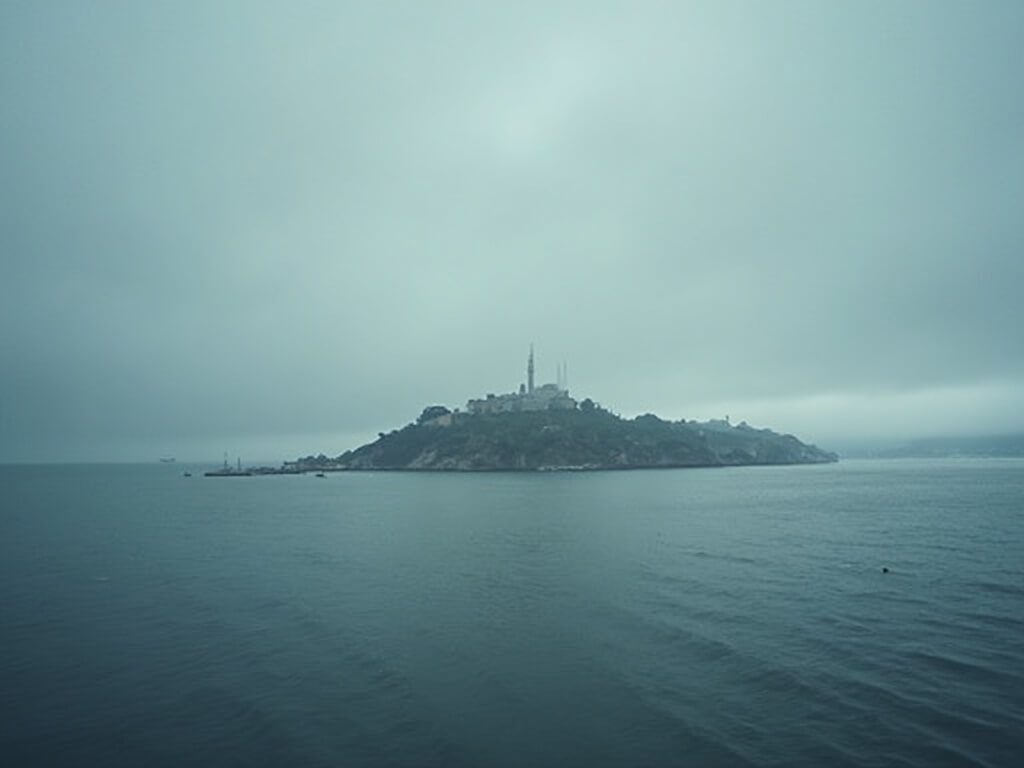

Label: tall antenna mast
[527,344,535,393]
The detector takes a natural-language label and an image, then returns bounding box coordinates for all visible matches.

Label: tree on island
[417,405,452,424]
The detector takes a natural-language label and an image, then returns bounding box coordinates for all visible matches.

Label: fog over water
[2,2,1022,462]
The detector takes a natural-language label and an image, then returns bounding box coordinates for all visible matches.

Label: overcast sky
[2,1,1022,462]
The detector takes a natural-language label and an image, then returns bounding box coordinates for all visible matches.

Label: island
[875,434,1024,459]
[291,347,837,473]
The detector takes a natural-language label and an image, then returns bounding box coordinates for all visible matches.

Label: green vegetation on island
[296,400,838,472]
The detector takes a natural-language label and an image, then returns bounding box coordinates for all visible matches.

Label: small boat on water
[315,472,326,478]
[183,472,192,477]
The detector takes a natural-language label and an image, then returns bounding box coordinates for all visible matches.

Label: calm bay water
[2,459,1022,767]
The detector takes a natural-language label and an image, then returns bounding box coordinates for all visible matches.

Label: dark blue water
[2,460,1022,767]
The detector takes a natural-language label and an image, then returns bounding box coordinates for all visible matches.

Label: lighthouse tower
[527,344,535,393]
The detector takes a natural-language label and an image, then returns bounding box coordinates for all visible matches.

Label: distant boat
[183,472,192,477]
[159,457,176,463]
[315,472,326,478]
[204,454,251,477]
[204,469,251,477]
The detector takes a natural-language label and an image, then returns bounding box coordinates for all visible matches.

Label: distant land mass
[292,347,837,473]
[294,403,837,472]
[875,434,1024,459]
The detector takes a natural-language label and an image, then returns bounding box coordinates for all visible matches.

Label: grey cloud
[2,1,1022,461]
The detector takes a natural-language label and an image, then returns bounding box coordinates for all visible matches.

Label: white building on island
[466,346,576,415]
